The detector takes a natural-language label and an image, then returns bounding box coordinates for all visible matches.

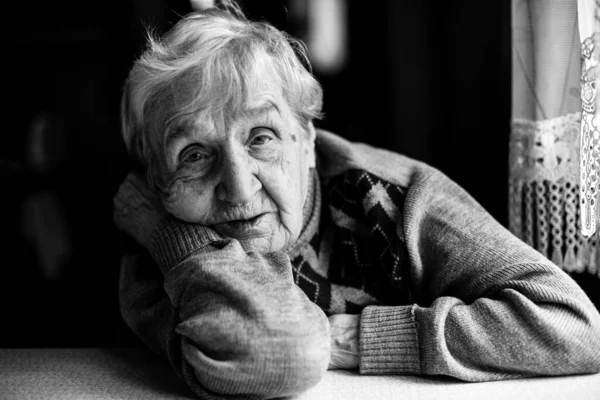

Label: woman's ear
[307,121,317,142]
[305,122,317,169]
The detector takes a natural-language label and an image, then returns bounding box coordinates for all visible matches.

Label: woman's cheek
[259,166,304,238]
[258,163,294,212]
[163,181,211,223]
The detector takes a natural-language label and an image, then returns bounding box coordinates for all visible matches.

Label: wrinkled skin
[159,75,316,253]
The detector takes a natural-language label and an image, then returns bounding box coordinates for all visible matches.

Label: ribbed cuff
[148,218,225,275]
[359,305,421,375]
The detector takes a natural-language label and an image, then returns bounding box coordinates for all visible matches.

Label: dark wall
[1,0,510,347]
[316,1,511,223]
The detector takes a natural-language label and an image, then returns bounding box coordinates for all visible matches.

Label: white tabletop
[1,348,599,400]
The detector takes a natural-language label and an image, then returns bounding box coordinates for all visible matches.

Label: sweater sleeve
[358,167,600,381]
[118,218,330,399]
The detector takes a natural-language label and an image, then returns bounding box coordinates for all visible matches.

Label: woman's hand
[328,314,360,370]
[113,172,166,247]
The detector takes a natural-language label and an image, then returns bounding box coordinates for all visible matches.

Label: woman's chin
[239,229,296,253]
[240,237,278,253]
[213,213,295,253]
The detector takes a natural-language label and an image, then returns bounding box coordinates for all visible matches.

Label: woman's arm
[114,173,330,399]
[358,167,600,380]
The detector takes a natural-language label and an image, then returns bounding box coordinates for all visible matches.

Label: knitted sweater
[115,129,600,399]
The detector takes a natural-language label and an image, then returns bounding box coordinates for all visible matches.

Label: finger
[328,349,359,370]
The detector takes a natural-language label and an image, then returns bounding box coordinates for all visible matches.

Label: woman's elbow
[181,319,331,398]
[549,304,600,375]
[569,317,600,373]
[267,333,331,396]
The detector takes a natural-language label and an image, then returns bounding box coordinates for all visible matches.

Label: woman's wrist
[149,217,226,274]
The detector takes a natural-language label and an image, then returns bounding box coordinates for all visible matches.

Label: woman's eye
[252,135,272,146]
[250,128,275,146]
[180,146,207,164]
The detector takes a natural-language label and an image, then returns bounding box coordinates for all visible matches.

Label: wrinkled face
[159,73,316,253]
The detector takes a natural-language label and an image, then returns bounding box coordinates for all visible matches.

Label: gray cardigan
[114,129,600,399]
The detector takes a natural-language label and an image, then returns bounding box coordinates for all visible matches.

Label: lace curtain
[510,0,599,275]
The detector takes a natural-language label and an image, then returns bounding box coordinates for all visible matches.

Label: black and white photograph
[1,0,599,399]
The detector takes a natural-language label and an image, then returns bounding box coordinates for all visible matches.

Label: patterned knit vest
[286,168,413,315]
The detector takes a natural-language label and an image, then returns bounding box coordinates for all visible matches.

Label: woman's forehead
[165,88,287,127]
[167,97,281,131]
[164,57,286,121]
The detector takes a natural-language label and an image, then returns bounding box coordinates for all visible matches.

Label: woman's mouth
[213,213,272,239]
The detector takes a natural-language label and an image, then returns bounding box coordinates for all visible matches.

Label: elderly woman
[113,1,600,399]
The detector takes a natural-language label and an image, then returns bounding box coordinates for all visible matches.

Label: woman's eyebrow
[162,108,212,148]
[163,117,210,149]
[243,102,280,119]
[164,126,190,150]
[164,104,280,148]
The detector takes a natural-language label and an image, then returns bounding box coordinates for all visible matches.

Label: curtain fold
[510,0,599,276]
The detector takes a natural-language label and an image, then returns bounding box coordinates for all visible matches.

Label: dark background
[1,0,511,347]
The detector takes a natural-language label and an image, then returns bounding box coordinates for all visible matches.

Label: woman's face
[158,76,315,253]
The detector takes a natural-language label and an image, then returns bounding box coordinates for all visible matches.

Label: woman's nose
[216,151,261,205]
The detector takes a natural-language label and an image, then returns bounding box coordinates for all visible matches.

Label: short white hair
[120,1,323,188]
